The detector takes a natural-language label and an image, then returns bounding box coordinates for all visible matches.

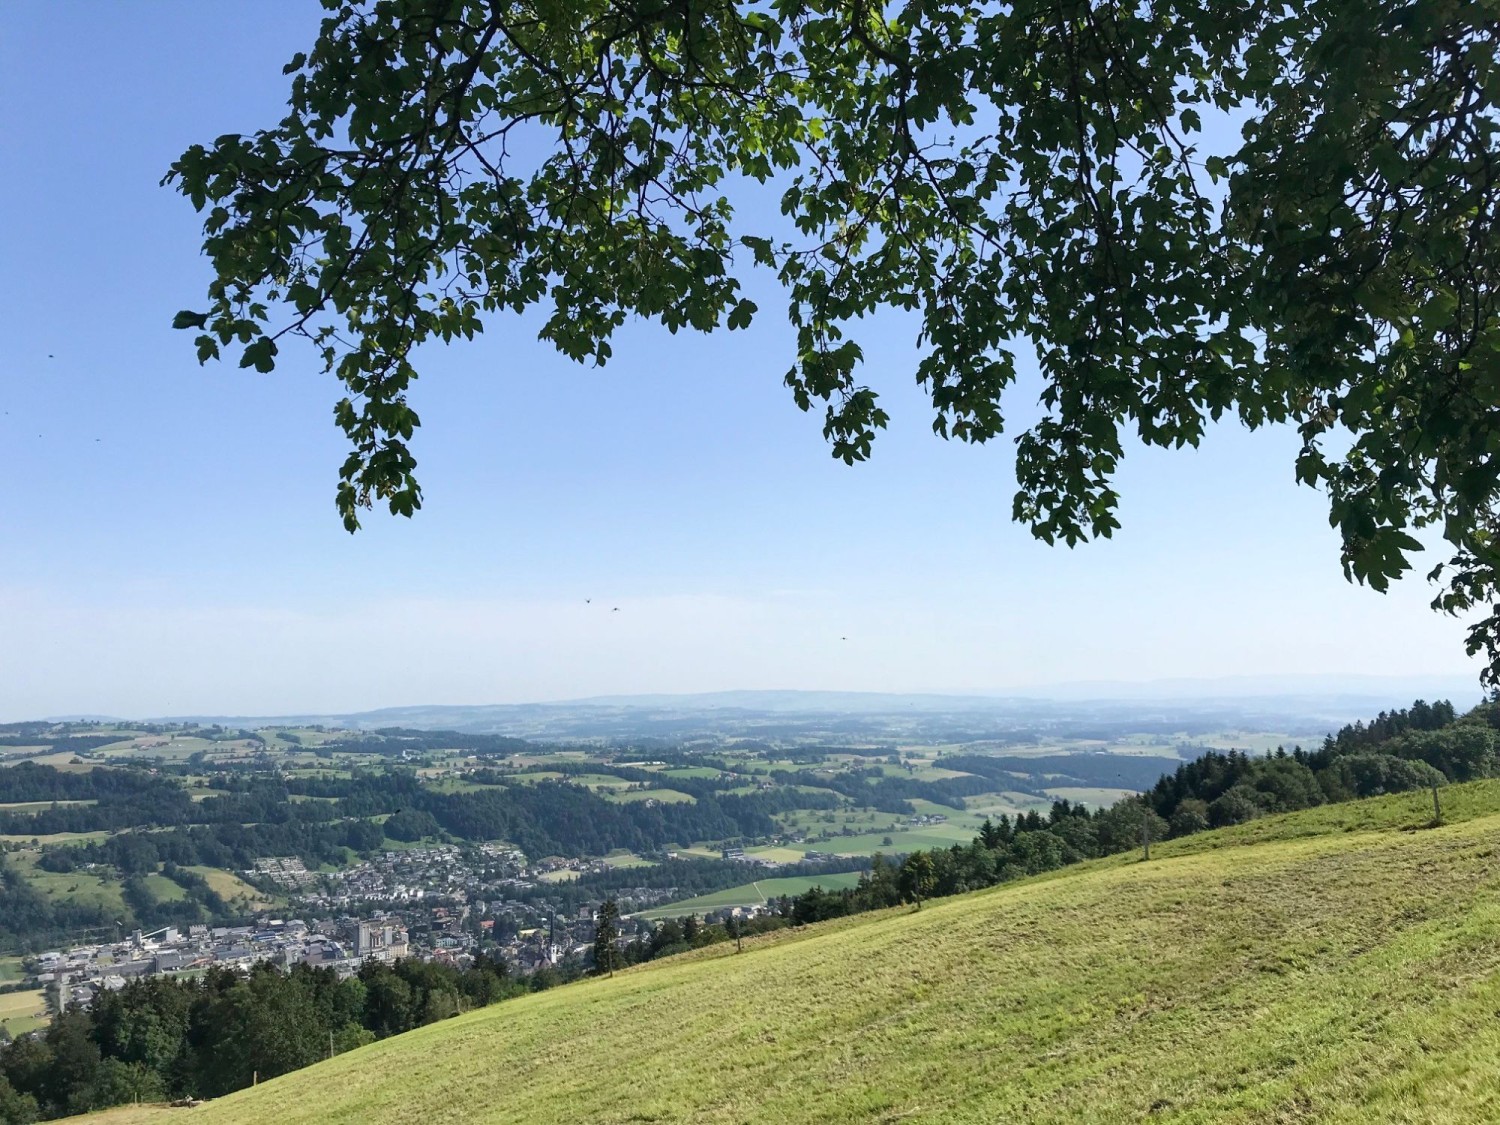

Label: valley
[59,780,1500,1124]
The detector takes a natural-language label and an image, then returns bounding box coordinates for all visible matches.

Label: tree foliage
[592,898,621,976]
[168,0,1500,674]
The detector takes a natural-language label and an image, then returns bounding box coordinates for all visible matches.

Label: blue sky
[0,2,1481,719]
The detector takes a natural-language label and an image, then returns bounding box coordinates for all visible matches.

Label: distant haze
[37,677,1474,742]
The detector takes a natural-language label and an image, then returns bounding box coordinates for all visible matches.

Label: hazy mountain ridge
[103,675,1482,741]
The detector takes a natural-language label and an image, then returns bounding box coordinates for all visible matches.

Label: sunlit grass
[73,781,1500,1124]
[0,988,49,1037]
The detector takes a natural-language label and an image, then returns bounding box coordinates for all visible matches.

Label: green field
[670,846,721,859]
[8,850,127,914]
[71,780,1500,1125]
[0,751,97,771]
[634,872,868,919]
[962,790,1052,817]
[0,830,111,846]
[822,823,980,856]
[775,806,899,837]
[0,988,49,1037]
[566,773,635,790]
[602,852,656,869]
[186,866,277,908]
[0,955,22,983]
[142,872,189,902]
[744,845,812,863]
[603,788,695,804]
[1043,785,1140,807]
[419,777,494,794]
[0,799,97,812]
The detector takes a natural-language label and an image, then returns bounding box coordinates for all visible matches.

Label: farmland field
[602,852,656,869]
[8,851,127,914]
[1043,786,1141,807]
[186,866,277,907]
[142,873,189,902]
[0,751,97,771]
[962,791,1051,817]
[743,846,811,864]
[634,872,867,918]
[823,823,984,856]
[0,830,111,846]
[0,988,50,1037]
[603,788,695,804]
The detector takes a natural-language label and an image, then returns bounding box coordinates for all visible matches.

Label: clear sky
[0,2,1482,720]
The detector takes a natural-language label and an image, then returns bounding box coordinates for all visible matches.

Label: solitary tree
[593,899,621,978]
[169,0,1500,678]
[978,818,1003,850]
[899,852,936,909]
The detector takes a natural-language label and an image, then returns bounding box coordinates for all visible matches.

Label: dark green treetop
[593,898,622,977]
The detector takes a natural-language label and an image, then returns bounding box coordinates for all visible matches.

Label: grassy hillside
[73,782,1500,1123]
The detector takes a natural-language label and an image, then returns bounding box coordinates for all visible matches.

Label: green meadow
[0,988,50,1037]
[603,788,695,804]
[634,871,870,919]
[70,780,1500,1125]
[6,850,126,914]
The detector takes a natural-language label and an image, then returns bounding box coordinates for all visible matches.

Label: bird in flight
[612,607,620,612]
[585,599,591,604]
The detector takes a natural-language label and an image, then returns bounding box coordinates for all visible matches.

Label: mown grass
[56,1108,167,1125]
[825,823,979,855]
[1043,785,1139,807]
[0,988,49,1037]
[75,781,1500,1124]
[7,850,126,913]
[602,852,656,869]
[141,873,189,903]
[603,788,695,804]
[186,866,275,908]
[0,830,111,846]
[634,871,869,919]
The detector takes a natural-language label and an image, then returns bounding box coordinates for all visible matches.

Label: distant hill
[72,780,1500,1123]
[139,676,1482,740]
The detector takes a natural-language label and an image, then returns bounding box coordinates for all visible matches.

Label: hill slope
[76,785,1500,1123]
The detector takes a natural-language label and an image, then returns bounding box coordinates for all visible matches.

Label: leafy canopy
[167,0,1500,676]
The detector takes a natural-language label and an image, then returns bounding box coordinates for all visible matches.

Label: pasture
[0,988,50,1037]
[634,871,867,919]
